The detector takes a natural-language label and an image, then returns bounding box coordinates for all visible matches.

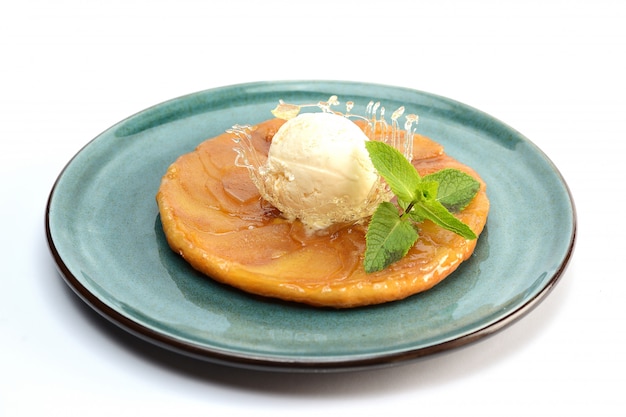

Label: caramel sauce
[157,118,489,308]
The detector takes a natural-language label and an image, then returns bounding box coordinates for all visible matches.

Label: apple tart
[156,118,489,308]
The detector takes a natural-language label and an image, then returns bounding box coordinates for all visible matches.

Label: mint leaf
[423,168,480,212]
[408,198,477,240]
[365,140,421,203]
[364,202,419,273]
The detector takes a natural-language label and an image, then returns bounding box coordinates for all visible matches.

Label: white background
[2,0,624,416]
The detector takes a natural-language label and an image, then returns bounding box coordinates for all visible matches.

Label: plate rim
[45,80,577,372]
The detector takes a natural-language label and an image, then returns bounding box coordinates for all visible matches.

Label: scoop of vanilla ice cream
[257,112,381,231]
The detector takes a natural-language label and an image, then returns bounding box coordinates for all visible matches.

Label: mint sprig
[364,141,480,273]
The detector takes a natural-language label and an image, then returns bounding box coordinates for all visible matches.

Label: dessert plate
[46,81,576,372]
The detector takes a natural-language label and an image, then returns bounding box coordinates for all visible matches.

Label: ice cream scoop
[257,112,382,231]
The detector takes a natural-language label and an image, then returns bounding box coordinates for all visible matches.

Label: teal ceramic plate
[46,81,576,372]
